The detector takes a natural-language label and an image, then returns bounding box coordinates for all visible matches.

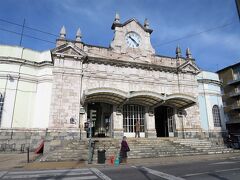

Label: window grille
[123,104,144,132]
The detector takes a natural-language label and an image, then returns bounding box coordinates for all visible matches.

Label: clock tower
[110,13,155,56]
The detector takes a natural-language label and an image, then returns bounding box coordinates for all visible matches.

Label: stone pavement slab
[0,152,39,170]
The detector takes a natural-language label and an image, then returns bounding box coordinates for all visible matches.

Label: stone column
[144,106,156,138]
[112,105,123,138]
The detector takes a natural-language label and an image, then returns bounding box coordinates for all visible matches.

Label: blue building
[197,71,226,138]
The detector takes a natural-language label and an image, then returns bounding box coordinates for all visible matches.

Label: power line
[154,21,236,47]
[0,18,58,37]
[0,27,55,44]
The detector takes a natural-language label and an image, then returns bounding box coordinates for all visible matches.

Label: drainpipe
[202,73,210,139]
[79,57,87,140]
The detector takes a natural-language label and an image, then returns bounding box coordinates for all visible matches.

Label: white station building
[0,16,226,146]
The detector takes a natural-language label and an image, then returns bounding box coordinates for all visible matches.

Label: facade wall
[0,16,222,141]
[81,61,201,137]
[0,45,53,129]
[197,71,226,137]
[217,63,240,134]
[49,57,82,128]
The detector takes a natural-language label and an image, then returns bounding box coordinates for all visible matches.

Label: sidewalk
[1,152,240,171]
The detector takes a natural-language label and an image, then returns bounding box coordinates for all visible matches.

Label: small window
[212,105,221,127]
[0,93,4,126]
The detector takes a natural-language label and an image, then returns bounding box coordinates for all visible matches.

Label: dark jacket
[120,140,130,158]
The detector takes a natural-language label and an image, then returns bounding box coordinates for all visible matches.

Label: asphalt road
[101,156,240,180]
[1,155,240,180]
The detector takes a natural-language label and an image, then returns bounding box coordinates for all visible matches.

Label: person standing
[135,119,140,138]
[120,136,130,164]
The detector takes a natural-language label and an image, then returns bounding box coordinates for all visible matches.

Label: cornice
[86,56,178,73]
[197,79,222,86]
[0,57,53,67]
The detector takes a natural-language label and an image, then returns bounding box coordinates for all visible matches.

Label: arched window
[212,105,221,127]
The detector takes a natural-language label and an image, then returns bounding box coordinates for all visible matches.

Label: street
[1,155,240,180]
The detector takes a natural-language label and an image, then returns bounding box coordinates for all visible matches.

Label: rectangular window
[123,104,144,132]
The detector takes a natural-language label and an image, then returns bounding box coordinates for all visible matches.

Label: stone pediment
[178,60,200,74]
[51,43,87,60]
[112,18,153,34]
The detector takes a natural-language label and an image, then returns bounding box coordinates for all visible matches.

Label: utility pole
[19,19,25,46]
[236,0,240,21]
[88,117,93,164]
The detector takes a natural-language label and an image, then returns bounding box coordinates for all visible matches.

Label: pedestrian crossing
[0,168,111,180]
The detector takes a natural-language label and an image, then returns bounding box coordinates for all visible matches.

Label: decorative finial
[76,28,82,42]
[186,48,192,58]
[60,26,66,39]
[114,12,120,23]
[176,45,182,58]
[144,18,149,29]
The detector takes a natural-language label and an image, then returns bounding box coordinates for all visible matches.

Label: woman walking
[120,136,130,164]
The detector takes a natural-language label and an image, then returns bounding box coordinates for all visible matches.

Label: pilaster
[144,106,156,138]
[112,105,123,138]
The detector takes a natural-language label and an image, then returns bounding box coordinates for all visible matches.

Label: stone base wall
[112,130,123,139]
[174,130,227,145]
[0,128,228,153]
[44,128,87,153]
[145,130,157,138]
[0,128,46,151]
[0,128,88,152]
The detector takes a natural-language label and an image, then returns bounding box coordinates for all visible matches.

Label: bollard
[27,147,29,163]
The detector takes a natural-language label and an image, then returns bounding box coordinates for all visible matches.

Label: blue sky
[0,0,239,72]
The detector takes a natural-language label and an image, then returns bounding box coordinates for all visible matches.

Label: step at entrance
[40,138,240,162]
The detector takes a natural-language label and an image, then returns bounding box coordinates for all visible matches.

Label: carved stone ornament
[178,60,200,74]
[51,43,87,60]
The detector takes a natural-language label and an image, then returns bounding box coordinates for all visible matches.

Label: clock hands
[128,35,139,47]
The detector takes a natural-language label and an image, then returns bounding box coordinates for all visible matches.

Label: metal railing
[228,77,240,85]
[229,88,240,97]
[231,103,240,110]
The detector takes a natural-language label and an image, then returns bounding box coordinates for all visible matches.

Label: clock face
[125,32,141,48]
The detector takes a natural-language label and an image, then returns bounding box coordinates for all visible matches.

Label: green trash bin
[97,150,106,164]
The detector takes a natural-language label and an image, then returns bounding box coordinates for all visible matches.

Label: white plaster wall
[33,82,52,128]
[0,45,52,129]
[0,78,17,128]
[12,81,36,128]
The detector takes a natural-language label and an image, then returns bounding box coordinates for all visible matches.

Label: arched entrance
[83,88,128,138]
[87,102,113,137]
[155,106,175,137]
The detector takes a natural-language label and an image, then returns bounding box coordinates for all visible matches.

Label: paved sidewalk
[0,152,38,170]
[1,152,240,171]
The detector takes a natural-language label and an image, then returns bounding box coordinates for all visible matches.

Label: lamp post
[88,118,93,164]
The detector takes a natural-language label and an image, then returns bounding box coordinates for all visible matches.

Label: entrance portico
[81,88,196,138]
